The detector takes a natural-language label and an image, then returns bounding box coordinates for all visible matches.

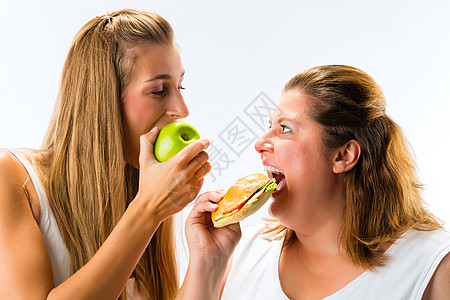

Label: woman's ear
[333,140,361,174]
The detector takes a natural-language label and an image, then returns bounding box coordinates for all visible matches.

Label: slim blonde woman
[0,9,212,299]
[189,65,450,299]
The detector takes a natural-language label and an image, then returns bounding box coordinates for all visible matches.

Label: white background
[1,0,449,267]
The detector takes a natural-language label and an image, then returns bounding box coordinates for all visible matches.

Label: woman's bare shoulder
[422,251,450,299]
[0,148,50,186]
[0,148,36,213]
[0,148,46,221]
[0,148,28,187]
[0,148,54,297]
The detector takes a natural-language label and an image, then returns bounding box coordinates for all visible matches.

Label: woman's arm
[0,130,210,299]
[422,252,450,299]
[178,252,230,300]
[0,179,161,300]
[47,199,163,299]
[0,150,55,299]
[176,190,241,300]
[220,256,234,298]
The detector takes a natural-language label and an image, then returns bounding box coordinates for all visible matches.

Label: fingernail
[216,190,226,197]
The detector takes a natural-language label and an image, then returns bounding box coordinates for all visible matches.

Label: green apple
[153,121,200,162]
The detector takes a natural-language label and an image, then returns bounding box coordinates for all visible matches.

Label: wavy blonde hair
[41,9,177,299]
[266,65,441,270]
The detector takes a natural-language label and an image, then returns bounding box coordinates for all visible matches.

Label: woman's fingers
[173,138,210,166]
[213,190,226,202]
[187,198,218,226]
[196,200,218,214]
[193,160,211,182]
[195,190,226,205]
[187,151,209,172]
[197,177,204,190]
[135,131,214,219]
[174,150,210,188]
[138,127,159,166]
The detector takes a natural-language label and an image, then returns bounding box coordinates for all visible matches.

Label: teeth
[264,165,284,175]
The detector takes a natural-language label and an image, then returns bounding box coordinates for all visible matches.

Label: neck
[283,224,364,282]
[288,191,350,266]
[293,217,345,261]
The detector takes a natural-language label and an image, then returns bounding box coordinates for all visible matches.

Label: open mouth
[264,165,286,193]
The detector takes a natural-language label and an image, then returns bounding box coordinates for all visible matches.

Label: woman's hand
[177,191,241,300]
[185,190,241,260]
[134,127,211,224]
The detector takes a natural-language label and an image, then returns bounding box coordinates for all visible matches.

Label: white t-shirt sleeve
[221,223,289,300]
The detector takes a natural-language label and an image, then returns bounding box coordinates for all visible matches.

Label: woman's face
[122,43,188,168]
[255,89,346,232]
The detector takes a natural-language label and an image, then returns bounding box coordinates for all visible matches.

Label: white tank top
[9,149,146,299]
[9,149,69,286]
[222,223,450,300]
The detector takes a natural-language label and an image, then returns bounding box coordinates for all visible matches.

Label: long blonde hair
[266,65,441,270]
[42,9,177,299]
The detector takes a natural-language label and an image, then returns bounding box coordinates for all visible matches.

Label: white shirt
[9,149,147,299]
[10,149,69,286]
[222,223,450,300]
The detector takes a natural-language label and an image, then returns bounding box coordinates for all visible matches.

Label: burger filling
[264,165,286,191]
[214,178,277,222]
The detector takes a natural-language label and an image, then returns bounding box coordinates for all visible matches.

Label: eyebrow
[270,115,298,125]
[145,70,186,82]
[279,116,297,123]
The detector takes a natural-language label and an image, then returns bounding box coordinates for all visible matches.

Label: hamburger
[212,173,277,227]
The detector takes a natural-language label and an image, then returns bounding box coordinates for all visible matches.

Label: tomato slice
[222,200,247,215]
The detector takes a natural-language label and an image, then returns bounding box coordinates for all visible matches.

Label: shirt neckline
[273,230,414,299]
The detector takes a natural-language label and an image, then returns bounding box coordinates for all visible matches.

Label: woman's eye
[147,87,166,96]
[152,90,166,96]
[281,125,292,133]
[178,86,186,92]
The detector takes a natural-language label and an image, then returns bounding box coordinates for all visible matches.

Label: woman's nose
[254,132,274,154]
[166,90,189,119]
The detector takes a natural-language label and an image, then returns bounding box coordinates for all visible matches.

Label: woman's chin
[268,188,288,219]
